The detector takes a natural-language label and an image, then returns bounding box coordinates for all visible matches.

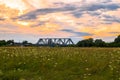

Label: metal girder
[36,38,74,46]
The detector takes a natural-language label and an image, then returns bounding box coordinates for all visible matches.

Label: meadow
[0,47,120,80]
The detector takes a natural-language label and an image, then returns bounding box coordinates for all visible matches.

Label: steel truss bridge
[36,38,74,46]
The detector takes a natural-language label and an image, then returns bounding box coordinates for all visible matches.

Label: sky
[0,0,120,43]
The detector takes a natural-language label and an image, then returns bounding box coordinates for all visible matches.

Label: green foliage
[0,40,14,47]
[6,40,14,46]
[0,40,7,46]
[0,47,120,80]
[114,35,120,43]
[0,35,120,47]
[22,41,28,45]
[77,35,120,47]
[94,39,106,47]
[77,38,94,47]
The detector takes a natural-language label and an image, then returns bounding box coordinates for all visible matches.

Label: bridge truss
[36,38,74,46]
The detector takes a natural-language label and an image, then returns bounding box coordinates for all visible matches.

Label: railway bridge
[36,38,74,46]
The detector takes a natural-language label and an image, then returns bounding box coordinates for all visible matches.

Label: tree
[94,39,106,47]
[22,40,28,45]
[114,35,120,43]
[22,40,33,46]
[7,40,14,46]
[77,38,94,47]
[0,40,7,46]
[113,35,120,47]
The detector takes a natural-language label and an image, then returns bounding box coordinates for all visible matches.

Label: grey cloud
[101,15,120,24]
[0,18,5,21]
[70,10,84,18]
[87,11,101,16]
[101,0,112,3]
[72,3,120,18]
[30,21,46,27]
[17,2,120,21]
[85,3,120,11]
[61,29,93,36]
[16,1,120,27]
[18,6,76,20]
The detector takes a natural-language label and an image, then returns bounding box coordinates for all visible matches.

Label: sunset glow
[0,0,120,42]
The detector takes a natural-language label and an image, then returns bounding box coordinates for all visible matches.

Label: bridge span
[36,38,74,46]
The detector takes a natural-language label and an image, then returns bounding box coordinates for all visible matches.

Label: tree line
[0,35,120,47]
[76,35,120,47]
[0,40,32,47]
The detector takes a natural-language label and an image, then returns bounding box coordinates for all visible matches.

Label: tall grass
[0,47,120,80]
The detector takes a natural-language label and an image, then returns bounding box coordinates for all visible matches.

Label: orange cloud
[79,23,120,39]
[0,0,27,10]
[0,0,120,42]
[0,4,19,19]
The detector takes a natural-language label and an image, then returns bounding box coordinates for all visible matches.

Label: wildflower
[85,60,88,62]
[88,73,91,76]
[0,70,3,75]
[109,61,112,64]
[19,78,26,80]
[48,58,50,61]
[85,68,89,71]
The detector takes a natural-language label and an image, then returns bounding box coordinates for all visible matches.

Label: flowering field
[0,47,120,80]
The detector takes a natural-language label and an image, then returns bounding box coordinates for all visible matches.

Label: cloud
[0,0,27,10]
[30,21,47,27]
[0,4,20,19]
[70,3,120,18]
[0,18,5,21]
[17,1,120,21]
[0,29,18,34]
[0,24,18,29]
[61,29,93,36]
[101,15,120,24]
[109,32,120,34]
[0,0,120,42]
[18,5,77,20]
[85,3,120,11]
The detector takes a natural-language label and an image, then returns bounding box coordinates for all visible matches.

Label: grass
[0,47,120,80]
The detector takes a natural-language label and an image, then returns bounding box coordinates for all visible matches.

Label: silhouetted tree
[22,40,28,45]
[94,39,106,47]
[22,40,33,46]
[77,38,94,47]
[7,40,14,46]
[112,35,120,47]
[0,40,7,46]
[0,35,120,47]
[114,35,120,43]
